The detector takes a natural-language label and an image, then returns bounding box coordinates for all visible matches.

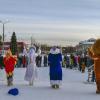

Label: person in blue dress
[48,46,62,89]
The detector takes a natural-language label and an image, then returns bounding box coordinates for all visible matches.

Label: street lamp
[0,20,9,54]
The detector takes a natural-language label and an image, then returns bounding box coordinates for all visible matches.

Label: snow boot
[7,76,13,86]
[56,84,59,89]
[7,79,13,86]
[29,81,34,86]
[96,89,100,94]
[52,85,56,89]
[96,84,100,94]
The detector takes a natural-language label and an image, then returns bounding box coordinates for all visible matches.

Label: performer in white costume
[24,46,37,85]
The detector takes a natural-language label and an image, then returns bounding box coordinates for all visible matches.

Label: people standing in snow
[24,46,37,86]
[36,55,42,67]
[43,54,48,67]
[3,49,17,86]
[48,46,62,89]
[22,47,28,67]
[81,62,86,73]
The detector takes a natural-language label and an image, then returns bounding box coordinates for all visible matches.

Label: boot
[52,85,56,89]
[96,84,100,94]
[56,84,59,89]
[29,81,33,86]
[96,89,100,94]
[7,76,13,86]
[7,80,13,86]
[7,80,10,86]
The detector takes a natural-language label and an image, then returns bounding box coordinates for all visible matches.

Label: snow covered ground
[0,67,100,100]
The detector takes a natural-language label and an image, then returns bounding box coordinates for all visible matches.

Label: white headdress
[29,45,36,57]
[50,46,60,54]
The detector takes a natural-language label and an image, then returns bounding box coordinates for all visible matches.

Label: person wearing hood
[24,46,37,86]
[48,46,62,89]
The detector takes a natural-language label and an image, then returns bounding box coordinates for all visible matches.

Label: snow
[0,67,100,100]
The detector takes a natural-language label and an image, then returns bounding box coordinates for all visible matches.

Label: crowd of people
[0,45,95,87]
[16,47,48,68]
[62,53,94,72]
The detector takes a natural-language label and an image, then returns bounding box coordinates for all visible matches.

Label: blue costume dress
[48,49,62,85]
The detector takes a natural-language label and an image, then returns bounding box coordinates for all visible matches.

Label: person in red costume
[3,49,17,86]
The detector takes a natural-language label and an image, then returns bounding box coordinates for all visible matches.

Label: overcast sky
[0,0,100,46]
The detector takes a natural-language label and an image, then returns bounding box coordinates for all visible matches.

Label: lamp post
[0,20,9,54]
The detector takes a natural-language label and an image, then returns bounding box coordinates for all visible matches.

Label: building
[0,42,26,54]
[76,38,96,54]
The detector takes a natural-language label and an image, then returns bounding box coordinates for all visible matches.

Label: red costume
[4,57,16,74]
[3,49,17,86]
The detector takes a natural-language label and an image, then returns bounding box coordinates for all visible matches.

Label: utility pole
[0,20,9,54]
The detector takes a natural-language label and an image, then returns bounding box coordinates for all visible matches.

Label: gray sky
[0,0,100,46]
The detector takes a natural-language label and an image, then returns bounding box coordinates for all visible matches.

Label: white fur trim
[50,48,60,54]
[50,80,62,85]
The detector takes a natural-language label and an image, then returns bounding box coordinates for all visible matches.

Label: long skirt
[50,66,62,85]
[24,63,37,82]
